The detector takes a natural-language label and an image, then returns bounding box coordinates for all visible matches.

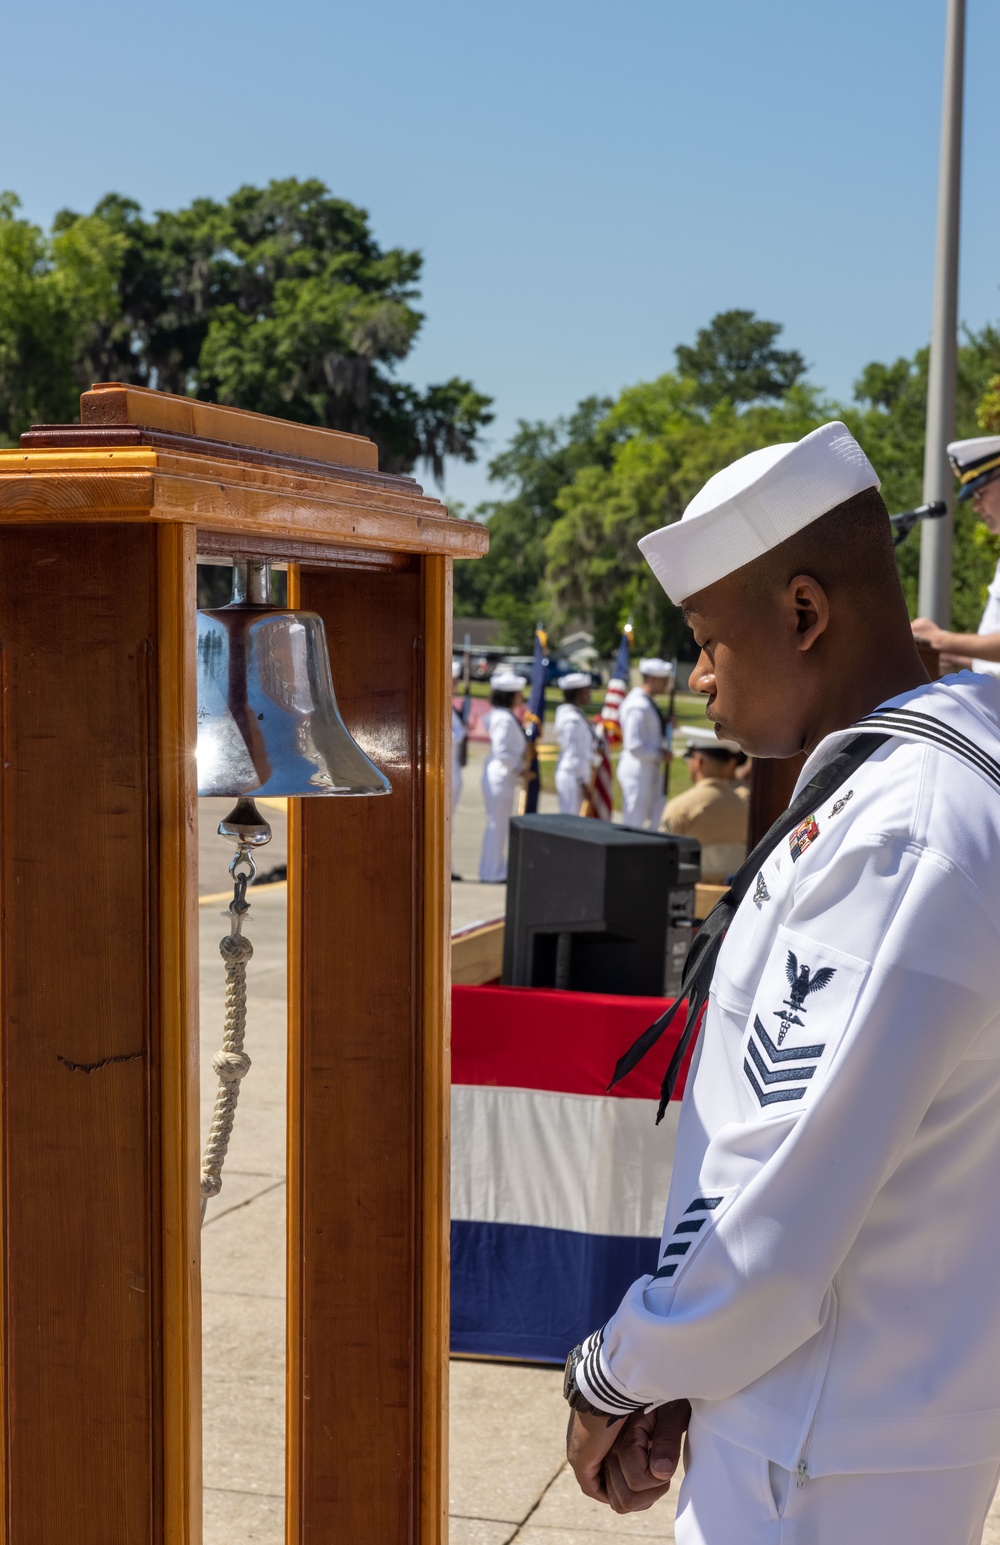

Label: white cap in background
[490,670,528,692]
[681,725,742,755]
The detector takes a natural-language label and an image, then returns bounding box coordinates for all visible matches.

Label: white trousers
[675,1416,1000,1545]
[617,752,663,829]
[555,762,586,816]
[452,752,463,810]
[479,763,518,882]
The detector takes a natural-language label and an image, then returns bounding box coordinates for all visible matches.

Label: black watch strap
[563,1342,620,1419]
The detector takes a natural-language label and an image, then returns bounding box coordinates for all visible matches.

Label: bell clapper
[199,798,273,1223]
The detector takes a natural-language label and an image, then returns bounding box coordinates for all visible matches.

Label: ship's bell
[196,559,391,799]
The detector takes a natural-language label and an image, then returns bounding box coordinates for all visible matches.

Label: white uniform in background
[478,675,527,883]
[575,675,1000,1543]
[971,559,1000,679]
[452,706,466,808]
[948,437,1000,679]
[554,693,597,816]
[617,688,666,828]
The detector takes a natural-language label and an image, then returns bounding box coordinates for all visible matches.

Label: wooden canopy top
[0,383,489,560]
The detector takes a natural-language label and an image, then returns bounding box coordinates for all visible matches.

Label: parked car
[502,654,603,689]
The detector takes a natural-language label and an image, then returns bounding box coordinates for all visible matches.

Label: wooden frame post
[0,384,485,1542]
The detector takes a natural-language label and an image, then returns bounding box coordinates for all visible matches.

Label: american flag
[584,628,632,820]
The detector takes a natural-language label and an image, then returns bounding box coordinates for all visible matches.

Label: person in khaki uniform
[660,726,748,883]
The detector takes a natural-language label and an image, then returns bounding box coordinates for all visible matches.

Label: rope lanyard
[200,848,257,1223]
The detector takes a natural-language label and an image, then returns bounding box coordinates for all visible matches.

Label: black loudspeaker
[502,815,701,998]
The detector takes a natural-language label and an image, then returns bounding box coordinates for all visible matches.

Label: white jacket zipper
[796,1279,840,1488]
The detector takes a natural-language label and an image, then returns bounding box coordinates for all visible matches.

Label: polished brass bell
[196,560,391,799]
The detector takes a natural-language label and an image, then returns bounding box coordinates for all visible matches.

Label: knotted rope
[200,851,259,1223]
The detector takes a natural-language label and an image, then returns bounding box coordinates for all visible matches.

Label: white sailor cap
[557,671,592,691]
[638,421,880,605]
[947,435,1000,501]
[639,657,674,679]
[452,658,463,680]
[681,725,742,755]
[490,669,528,692]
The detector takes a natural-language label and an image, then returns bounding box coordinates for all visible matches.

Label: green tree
[467,309,1000,655]
[453,396,618,648]
[545,379,831,655]
[848,324,1000,632]
[0,194,124,441]
[675,308,807,409]
[0,179,492,476]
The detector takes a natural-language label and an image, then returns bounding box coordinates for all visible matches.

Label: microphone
[890,500,947,547]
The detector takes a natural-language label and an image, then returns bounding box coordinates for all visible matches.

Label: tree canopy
[458,309,1000,653]
[0,179,492,477]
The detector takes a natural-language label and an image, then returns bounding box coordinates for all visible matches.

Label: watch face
[563,1347,579,1401]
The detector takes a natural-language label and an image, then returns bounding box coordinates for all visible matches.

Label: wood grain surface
[747,752,808,850]
[0,449,488,561]
[156,524,202,1545]
[81,383,378,471]
[418,555,452,1545]
[287,559,446,1543]
[0,523,190,1542]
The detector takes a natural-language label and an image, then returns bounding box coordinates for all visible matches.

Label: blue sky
[3,0,998,509]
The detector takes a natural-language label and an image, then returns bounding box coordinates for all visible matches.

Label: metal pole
[919,0,966,623]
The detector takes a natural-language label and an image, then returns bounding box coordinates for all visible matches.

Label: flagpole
[918,0,966,624]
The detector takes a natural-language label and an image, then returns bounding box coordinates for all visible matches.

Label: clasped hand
[566,1399,690,1515]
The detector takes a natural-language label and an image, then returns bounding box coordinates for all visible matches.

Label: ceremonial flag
[459,637,472,767]
[520,625,548,815]
[583,625,632,820]
[600,627,633,746]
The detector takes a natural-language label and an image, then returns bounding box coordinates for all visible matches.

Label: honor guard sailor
[617,658,674,828]
[478,669,527,883]
[564,421,1000,1543]
[554,672,598,815]
[912,434,1000,675]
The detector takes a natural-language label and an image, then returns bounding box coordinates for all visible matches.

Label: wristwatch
[563,1342,619,1419]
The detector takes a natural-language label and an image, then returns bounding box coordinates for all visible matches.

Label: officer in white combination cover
[616,658,674,828]
[563,421,1000,1543]
[554,672,598,814]
[912,434,1000,675]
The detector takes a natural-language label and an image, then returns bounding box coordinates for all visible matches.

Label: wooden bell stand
[0,384,487,1543]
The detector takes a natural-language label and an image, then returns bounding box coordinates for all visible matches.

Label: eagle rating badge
[775,950,836,1044]
[788,814,820,861]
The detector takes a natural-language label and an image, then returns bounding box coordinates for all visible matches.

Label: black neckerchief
[608,732,888,1122]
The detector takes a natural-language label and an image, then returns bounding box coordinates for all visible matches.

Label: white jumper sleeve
[576,836,1000,1416]
[621,696,662,765]
[489,710,526,773]
[555,705,597,776]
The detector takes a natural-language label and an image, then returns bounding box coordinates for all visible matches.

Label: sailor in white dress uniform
[563,422,1000,1544]
[478,669,527,883]
[616,658,673,829]
[554,672,597,815]
[451,658,467,809]
[912,434,1000,676]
